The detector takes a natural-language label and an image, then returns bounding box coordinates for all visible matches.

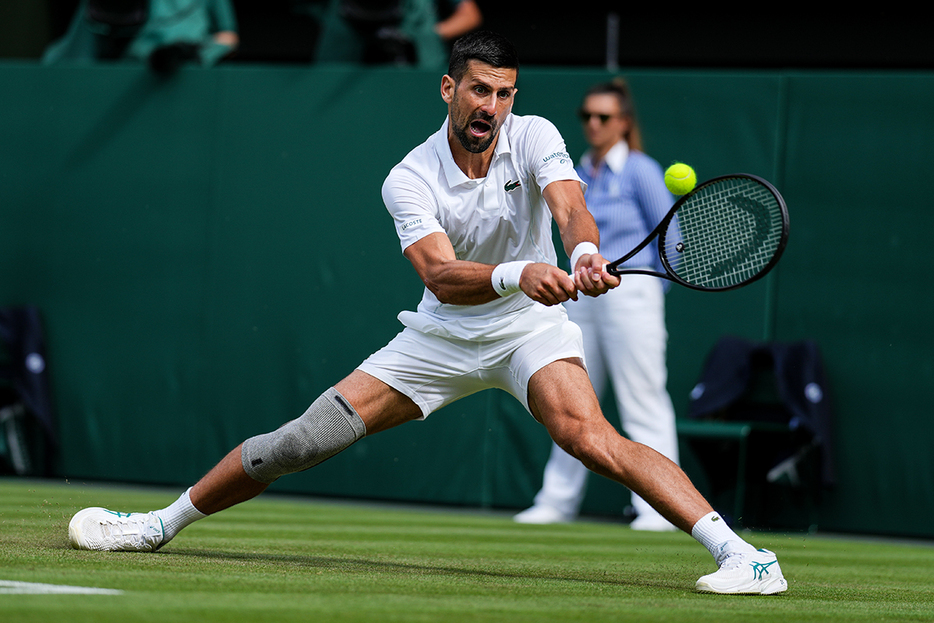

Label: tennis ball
[664,162,697,195]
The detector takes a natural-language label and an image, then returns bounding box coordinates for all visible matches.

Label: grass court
[1,478,932,622]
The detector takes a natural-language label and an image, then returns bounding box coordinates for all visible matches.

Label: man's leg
[527,358,709,532]
[69,369,422,551]
[189,444,267,515]
[527,357,787,594]
[191,369,422,514]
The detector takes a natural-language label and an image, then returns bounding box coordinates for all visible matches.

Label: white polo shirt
[381,113,584,341]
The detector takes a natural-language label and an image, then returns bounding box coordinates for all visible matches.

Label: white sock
[152,487,207,543]
[690,511,756,564]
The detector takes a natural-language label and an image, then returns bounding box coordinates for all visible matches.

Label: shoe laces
[718,551,748,571]
[715,541,753,568]
[100,513,161,543]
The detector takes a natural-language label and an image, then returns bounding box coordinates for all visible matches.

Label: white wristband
[569,241,599,272]
[491,261,533,297]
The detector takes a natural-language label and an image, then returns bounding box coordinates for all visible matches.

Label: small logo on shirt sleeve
[542,151,570,165]
[401,218,423,231]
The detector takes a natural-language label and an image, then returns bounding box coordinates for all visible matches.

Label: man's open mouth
[470,119,492,136]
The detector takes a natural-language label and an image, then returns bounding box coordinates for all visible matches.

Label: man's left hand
[573,253,620,297]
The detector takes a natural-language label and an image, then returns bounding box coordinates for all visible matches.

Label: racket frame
[604,173,789,292]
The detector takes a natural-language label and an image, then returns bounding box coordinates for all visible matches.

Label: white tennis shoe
[69,507,165,552]
[695,545,788,594]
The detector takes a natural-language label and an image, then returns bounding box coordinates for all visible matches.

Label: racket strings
[662,178,785,289]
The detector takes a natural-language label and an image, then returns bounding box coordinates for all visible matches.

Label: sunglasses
[578,111,618,124]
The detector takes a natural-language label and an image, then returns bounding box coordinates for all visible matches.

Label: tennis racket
[605,174,789,292]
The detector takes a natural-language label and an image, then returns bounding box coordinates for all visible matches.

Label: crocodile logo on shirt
[504,179,521,192]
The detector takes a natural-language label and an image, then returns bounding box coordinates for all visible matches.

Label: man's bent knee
[558,421,630,474]
[240,388,367,484]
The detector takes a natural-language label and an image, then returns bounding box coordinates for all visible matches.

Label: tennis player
[68,30,786,595]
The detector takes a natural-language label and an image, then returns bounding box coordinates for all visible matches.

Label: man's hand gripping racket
[604,174,789,292]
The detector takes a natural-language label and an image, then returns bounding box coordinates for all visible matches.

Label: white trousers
[532,274,679,520]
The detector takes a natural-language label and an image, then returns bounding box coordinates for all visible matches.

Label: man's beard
[451,112,499,154]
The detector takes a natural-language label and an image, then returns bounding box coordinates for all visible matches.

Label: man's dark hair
[447,30,519,82]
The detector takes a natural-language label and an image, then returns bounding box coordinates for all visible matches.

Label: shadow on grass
[160,547,690,592]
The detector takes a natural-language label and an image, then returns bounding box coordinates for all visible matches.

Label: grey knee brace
[241,388,366,484]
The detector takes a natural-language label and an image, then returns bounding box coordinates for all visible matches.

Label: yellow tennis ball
[664,163,697,195]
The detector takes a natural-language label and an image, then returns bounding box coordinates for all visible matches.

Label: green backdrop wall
[1,63,932,539]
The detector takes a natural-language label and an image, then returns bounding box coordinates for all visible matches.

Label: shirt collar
[581,140,629,174]
[434,115,513,187]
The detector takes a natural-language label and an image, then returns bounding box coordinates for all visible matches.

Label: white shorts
[357,316,585,418]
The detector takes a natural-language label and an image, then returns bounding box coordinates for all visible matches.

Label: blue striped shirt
[576,142,675,275]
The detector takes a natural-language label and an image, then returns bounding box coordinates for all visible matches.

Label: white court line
[0,580,123,595]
